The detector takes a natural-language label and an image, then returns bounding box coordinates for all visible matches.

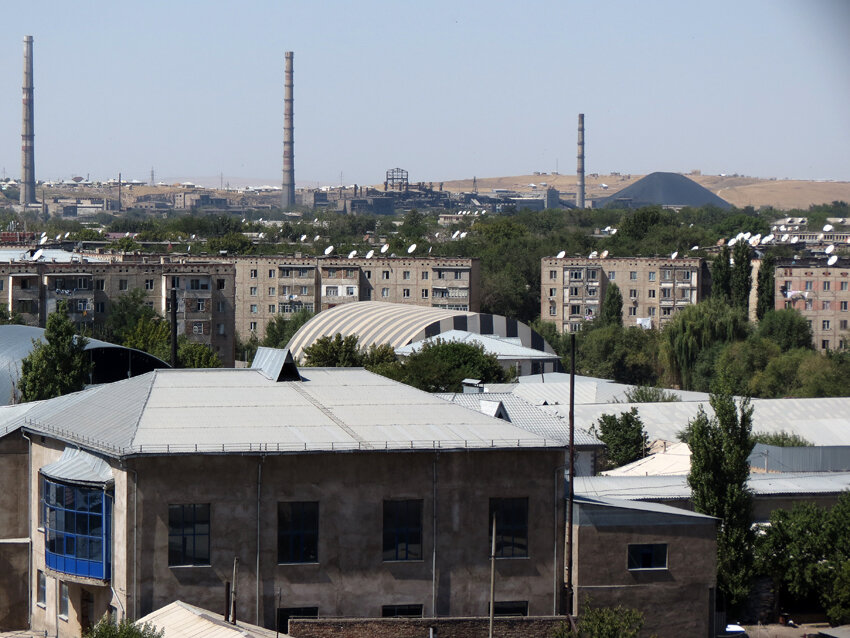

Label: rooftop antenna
[556,250,566,259]
[380,244,389,253]
[324,245,334,255]
[407,243,417,254]
[365,249,374,259]
[347,250,357,259]
[825,244,835,254]
[824,224,834,232]
[670,251,678,259]
[600,249,609,259]
[828,255,838,266]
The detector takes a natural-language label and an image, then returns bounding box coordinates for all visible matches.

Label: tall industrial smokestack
[20,36,36,206]
[281,51,295,209]
[576,113,585,209]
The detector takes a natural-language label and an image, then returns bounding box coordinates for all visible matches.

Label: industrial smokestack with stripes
[281,51,295,209]
[20,35,36,206]
[576,113,585,209]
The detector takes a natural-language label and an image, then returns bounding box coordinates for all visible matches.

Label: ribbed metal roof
[397,330,559,361]
[286,301,555,361]
[512,374,711,404]
[136,601,279,638]
[748,444,850,473]
[601,442,692,476]
[41,447,114,485]
[11,367,563,458]
[575,494,717,523]
[435,392,602,447]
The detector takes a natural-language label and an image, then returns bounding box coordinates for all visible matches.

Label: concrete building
[0,355,566,636]
[0,257,236,366]
[231,256,480,341]
[775,256,850,351]
[541,256,708,333]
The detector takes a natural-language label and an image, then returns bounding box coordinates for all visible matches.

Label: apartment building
[541,256,708,333]
[776,256,850,351]
[0,257,236,366]
[231,255,480,340]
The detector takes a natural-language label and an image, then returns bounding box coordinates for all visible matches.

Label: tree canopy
[83,618,163,638]
[592,408,648,470]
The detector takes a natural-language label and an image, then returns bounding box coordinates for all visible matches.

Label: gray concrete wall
[0,541,28,629]
[0,433,28,538]
[129,448,565,630]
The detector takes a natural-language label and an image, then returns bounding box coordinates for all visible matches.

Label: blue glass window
[42,477,111,580]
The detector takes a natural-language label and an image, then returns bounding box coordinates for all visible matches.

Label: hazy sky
[1,0,848,187]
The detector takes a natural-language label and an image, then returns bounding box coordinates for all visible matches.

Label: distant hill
[597,172,732,209]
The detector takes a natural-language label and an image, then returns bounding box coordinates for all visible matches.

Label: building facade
[541,257,708,333]
[0,257,236,366]
[231,256,480,340]
[776,256,850,351]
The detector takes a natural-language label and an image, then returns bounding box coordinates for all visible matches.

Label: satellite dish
[347,250,357,259]
[828,255,838,266]
[313,235,321,241]
[671,251,678,259]
[588,251,598,259]
[435,232,440,238]
[781,234,790,242]
[691,245,699,250]
[39,236,47,245]
[324,245,334,255]
[55,234,61,241]
[610,228,617,235]
[749,236,760,247]
[407,244,417,254]
[556,250,566,259]
[40,231,47,237]
[241,218,246,223]
[313,218,318,223]
[791,236,799,243]
[824,224,834,232]
[600,250,609,259]
[365,249,375,259]
[64,232,70,238]
[428,246,432,254]
[779,225,786,232]
[728,237,737,246]
[32,248,43,260]
[818,233,825,241]
[826,244,835,254]
[381,244,389,253]
[460,232,468,238]
[743,232,751,240]
[763,234,774,243]
[452,230,460,239]
[300,234,307,241]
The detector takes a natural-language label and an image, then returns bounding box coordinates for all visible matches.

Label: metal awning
[41,447,114,486]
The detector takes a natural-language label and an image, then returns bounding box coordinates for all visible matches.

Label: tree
[756,253,776,321]
[622,385,680,403]
[19,301,92,402]
[0,303,24,325]
[177,338,222,368]
[752,430,812,447]
[261,309,314,349]
[730,241,753,313]
[686,379,754,610]
[598,283,623,327]
[556,601,644,638]
[106,288,158,345]
[393,339,506,393]
[302,333,364,367]
[592,408,648,470]
[711,246,732,302]
[756,309,812,352]
[83,617,163,638]
[122,315,171,362]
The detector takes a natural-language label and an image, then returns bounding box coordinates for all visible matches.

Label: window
[78,278,90,289]
[454,271,463,280]
[682,270,692,281]
[168,504,210,566]
[570,270,583,280]
[630,271,637,280]
[805,281,813,291]
[250,269,258,279]
[217,301,226,312]
[823,320,831,330]
[298,268,310,277]
[648,307,656,316]
[570,286,580,297]
[42,477,111,579]
[190,279,209,290]
[403,271,411,280]
[661,288,671,298]
[325,286,338,296]
[628,307,636,316]
[77,300,88,312]
[648,289,656,299]
[300,286,308,295]
[608,271,616,280]
[277,607,318,634]
[824,281,831,291]
[680,288,689,299]
[119,279,128,291]
[822,340,830,350]
[382,288,389,297]
[346,286,355,296]
[842,301,848,311]
[421,271,429,280]
[365,270,372,279]
[280,268,292,277]
[278,502,318,564]
[217,279,225,290]
[648,271,656,282]
[37,571,46,606]
[250,286,258,296]
[549,270,557,280]
[587,270,598,280]
[842,282,849,292]
[249,322,257,331]
[549,303,556,316]
[95,279,105,291]
[269,287,276,296]
[250,304,258,313]
[217,323,225,335]
[403,289,410,298]
[841,320,848,330]
[192,322,204,335]
[492,601,528,617]
[144,279,154,290]
[269,269,276,278]
[489,498,528,558]
[629,289,637,299]
[662,269,672,281]
[170,276,180,289]
[570,304,581,316]
[421,289,429,298]
[20,278,30,290]
[95,302,105,313]
[627,543,667,570]
[326,268,337,278]
[805,299,813,310]
[549,288,557,297]
[662,307,672,316]
[383,500,422,561]
[197,299,206,312]
[823,301,831,311]
[587,287,597,297]
[382,271,390,280]
[269,304,276,313]
[382,604,423,618]
[59,582,69,618]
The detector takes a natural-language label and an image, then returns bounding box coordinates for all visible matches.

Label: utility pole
[488,514,496,638]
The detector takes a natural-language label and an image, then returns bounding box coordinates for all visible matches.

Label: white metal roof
[41,447,114,485]
[13,367,563,458]
[397,330,559,361]
[601,442,692,476]
[137,601,280,638]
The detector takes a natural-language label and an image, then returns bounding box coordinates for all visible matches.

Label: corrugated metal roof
[435,392,602,447]
[396,330,559,361]
[511,375,711,404]
[19,367,564,458]
[601,442,692,476]
[575,494,717,522]
[543,398,850,446]
[749,444,850,473]
[251,347,299,381]
[137,601,280,638]
[41,447,114,485]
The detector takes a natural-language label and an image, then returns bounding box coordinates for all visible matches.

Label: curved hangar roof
[286,301,556,361]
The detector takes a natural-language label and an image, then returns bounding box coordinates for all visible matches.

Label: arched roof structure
[286,301,556,361]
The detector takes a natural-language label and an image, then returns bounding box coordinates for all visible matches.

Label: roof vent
[462,378,484,394]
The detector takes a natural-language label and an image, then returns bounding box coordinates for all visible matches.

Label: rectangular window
[190,279,209,290]
[648,271,656,281]
[648,289,656,298]
[587,287,597,297]
[587,270,598,280]
[300,286,308,295]
[824,281,831,291]
[648,307,656,316]
[421,289,429,298]
[59,582,69,618]
[345,268,356,278]
[20,279,30,290]
[96,279,105,291]
[421,271,428,280]
[77,277,89,289]
[570,304,581,316]
[250,269,258,279]
[278,502,319,564]
[383,500,423,561]
[628,307,636,316]
[280,268,292,278]
[326,286,338,296]
[549,303,556,316]
[382,271,390,280]
[269,304,276,313]
[37,571,46,606]
[217,323,225,335]
[570,286,580,297]
[119,279,128,291]
[549,270,557,280]
[608,271,616,280]
[217,279,225,290]
[489,497,528,558]
[298,268,310,277]
[145,279,154,290]
[805,299,813,310]
[682,270,692,280]
[454,271,463,280]
[662,288,671,298]
[269,287,276,296]
[630,271,637,280]
[168,504,210,566]
[346,286,355,296]
[192,322,203,335]
[842,301,848,311]
[403,271,411,280]
[95,302,105,313]
[250,304,258,313]
[326,268,337,278]
[840,320,848,330]
[382,288,389,297]
[77,300,88,312]
[823,339,831,350]
[403,289,410,298]
[680,288,689,299]
[662,307,672,316]
[277,607,318,634]
[197,299,206,312]
[627,543,667,570]
[249,321,257,331]
[629,289,637,299]
[269,269,276,278]
[217,301,225,312]
[841,282,849,292]
[570,270,583,280]
[365,270,371,280]
[250,286,258,296]
[549,288,557,297]
[662,269,672,281]
[805,281,813,291]
[170,276,180,290]
[492,601,528,617]
[824,301,831,311]
[823,320,831,330]
[382,604,423,618]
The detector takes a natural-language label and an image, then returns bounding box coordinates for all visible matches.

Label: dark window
[383,500,422,561]
[382,604,423,618]
[37,570,46,605]
[277,607,318,634]
[489,498,528,558]
[278,502,318,563]
[168,504,210,566]
[217,279,225,290]
[627,543,667,570]
[492,601,528,617]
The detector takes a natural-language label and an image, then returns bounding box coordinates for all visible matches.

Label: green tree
[622,385,680,403]
[592,408,648,470]
[0,303,24,325]
[122,315,171,362]
[19,301,92,402]
[392,339,506,393]
[302,333,364,367]
[598,283,623,327]
[711,246,732,302]
[207,231,254,255]
[756,309,812,352]
[177,339,222,368]
[686,380,754,610]
[558,601,644,638]
[752,430,812,447]
[106,288,158,345]
[577,324,659,387]
[714,338,781,396]
[730,241,753,312]
[83,617,163,638]
[261,309,314,349]
[756,253,776,321]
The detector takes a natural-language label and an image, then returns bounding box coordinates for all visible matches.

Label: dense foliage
[83,618,163,638]
[591,408,649,470]
[555,601,644,638]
